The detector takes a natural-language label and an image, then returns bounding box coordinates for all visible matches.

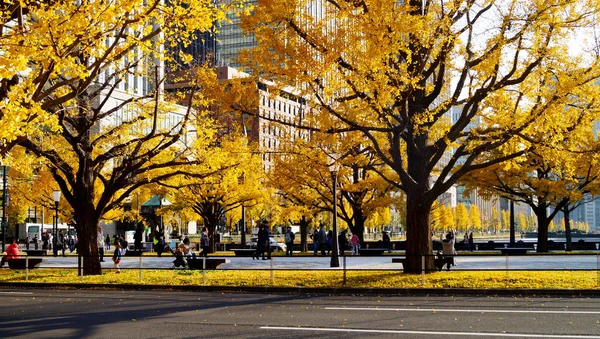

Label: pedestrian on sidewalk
[442,230,457,271]
[338,229,349,256]
[468,232,474,252]
[284,227,295,256]
[98,226,105,262]
[311,228,319,256]
[350,233,360,255]
[200,227,210,257]
[112,242,122,273]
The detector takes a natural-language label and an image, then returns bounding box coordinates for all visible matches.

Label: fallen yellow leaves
[1,269,599,289]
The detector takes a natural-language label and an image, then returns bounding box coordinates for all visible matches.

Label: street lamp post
[329,159,340,268]
[52,190,61,255]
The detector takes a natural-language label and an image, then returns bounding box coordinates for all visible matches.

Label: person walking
[442,230,457,271]
[134,223,143,253]
[112,241,122,273]
[25,236,30,250]
[318,225,327,256]
[200,227,210,257]
[98,226,105,262]
[33,235,39,250]
[68,235,75,253]
[54,230,64,257]
[468,232,474,252]
[338,229,349,256]
[464,233,470,251]
[311,228,319,256]
[105,234,111,251]
[284,227,295,256]
[253,224,265,260]
[350,233,360,255]
[156,235,165,257]
[382,231,391,253]
[326,230,333,255]
[42,232,48,250]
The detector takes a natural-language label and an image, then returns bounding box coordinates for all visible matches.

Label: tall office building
[215,0,257,68]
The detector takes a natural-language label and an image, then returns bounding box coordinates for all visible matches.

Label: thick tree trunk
[564,205,572,252]
[203,215,220,254]
[300,215,309,252]
[534,206,550,253]
[349,206,365,244]
[404,193,434,273]
[74,211,102,275]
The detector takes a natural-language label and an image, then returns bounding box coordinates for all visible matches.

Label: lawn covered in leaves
[1,268,599,289]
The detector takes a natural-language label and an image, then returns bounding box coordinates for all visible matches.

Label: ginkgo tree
[462,139,600,252]
[166,136,268,254]
[270,131,397,244]
[241,0,600,271]
[0,0,231,275]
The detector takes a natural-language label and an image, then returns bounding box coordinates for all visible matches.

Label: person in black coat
[338,229,349,256]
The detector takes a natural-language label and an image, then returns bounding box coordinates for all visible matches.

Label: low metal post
[270,256,274,284]
[505,254,509,287]
[343,255,347,286]
[80,256,83,282]
[25,256,29,281]
[202,256,206,284]
[139,256,143,282]
[421,255,425,286]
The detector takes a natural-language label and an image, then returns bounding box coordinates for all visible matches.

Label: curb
[1,282,599,297]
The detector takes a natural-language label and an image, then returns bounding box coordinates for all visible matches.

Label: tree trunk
[564,205,572,252]
[74,211,102,275]
[349,206,365,244]
[404,193,434,273]
[534,206,550,253]
[300,215,309,252]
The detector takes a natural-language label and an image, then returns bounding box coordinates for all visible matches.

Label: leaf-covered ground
[1,269,598,289]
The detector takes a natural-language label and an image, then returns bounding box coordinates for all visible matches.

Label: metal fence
[4,252,600,287]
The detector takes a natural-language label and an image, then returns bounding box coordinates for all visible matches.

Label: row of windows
[261,97,304,116]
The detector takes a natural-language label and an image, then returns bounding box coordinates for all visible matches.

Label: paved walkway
[15,253,600,271]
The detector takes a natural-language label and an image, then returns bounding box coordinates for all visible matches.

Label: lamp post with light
[52,190,61,255]
[329,158,340,268]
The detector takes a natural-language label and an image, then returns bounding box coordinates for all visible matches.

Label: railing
[3,252,600,288]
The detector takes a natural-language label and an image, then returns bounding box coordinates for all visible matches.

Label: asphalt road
[1,289,600,338]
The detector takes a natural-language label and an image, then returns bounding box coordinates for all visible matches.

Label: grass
[1,268,599,289]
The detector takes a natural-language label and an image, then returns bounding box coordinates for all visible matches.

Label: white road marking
[0,292,33,295]
[261,326,600,338]
[325,307,600,315]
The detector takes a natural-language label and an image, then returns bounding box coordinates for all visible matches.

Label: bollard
[506,255,510,287]
[421,255,425,286]
[202,257,206,284]
[343,255,347,286]
[139,256,143,282]
[270,256,274,284]
[80,256,84,282]
[25,256,29,281]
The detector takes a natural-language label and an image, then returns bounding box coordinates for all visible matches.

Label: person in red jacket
[1,238,20,267]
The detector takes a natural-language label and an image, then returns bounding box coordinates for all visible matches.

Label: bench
[497,248,530,255]
[391,258,405,267]
[124,250,146,256]
[186,258,230,270]
[24,250,47,256]
[7,258,43,269]
[359,248,385,256]
[233,249,257,257]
